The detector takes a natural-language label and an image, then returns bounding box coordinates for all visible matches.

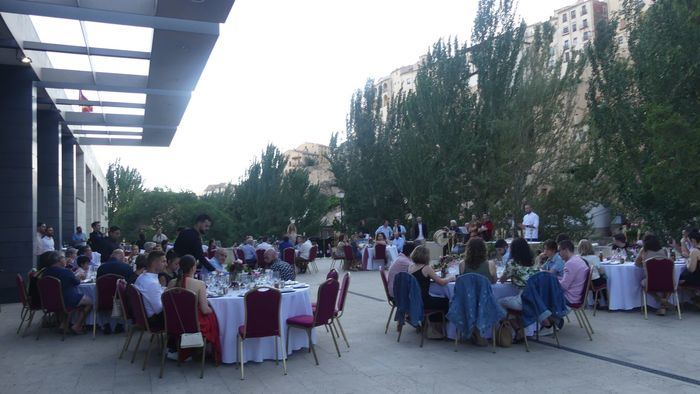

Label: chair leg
[336,318,349,348]
[593,291,600,316]
[143,333,155,371]
[492,325,497,354]
[397,321,403,343]
[674,291,682,320]
[552,323,560,348]
[92,305,98,339]
[119,326,133,359]
[331,320,340,338]
[200,338,206,379]
[581,309,594,337]
[36,312,45,340]
[307,329,318,365]
[642,291,648,319]
[159,335,167,379]
[573,310,583,328]
[285,326,291,358]
[520,317,530,352]
[565,314,570,323]
[385,306,395,334]
[454,331,460,352]
[274,336,279,366]
[23,310,35,338]
[131,330,144,363]
[328,323,341,358]
[239,335,245,380]
[17,307,28,335]
[420,319,426,348]
[279,335,288,375]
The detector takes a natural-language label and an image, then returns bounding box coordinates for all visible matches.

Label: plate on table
[279,288,295,293]
[293,283,309,289]
[285,280,299,286]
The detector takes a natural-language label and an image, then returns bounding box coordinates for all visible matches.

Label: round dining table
[208,286,316,364]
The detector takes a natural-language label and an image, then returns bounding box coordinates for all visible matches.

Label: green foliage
[106,159,144,222]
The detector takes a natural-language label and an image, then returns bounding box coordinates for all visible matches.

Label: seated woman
[167,255,221,363]
[42,251,93,334]
[74,255,91,281]
[159,249,180,287]
[578,239,607,307]
[206,239,217,259]
[460,237,496,283]
[374,232,388,246]
[494,239,510,265]
[539,240,565,278]
[408,246,455,322]
[635,234,673,315]
[611,233,632,261]
[498,237,540,311]
[128,244,141,265]
[467,215,480,238]
[679,230,700,305]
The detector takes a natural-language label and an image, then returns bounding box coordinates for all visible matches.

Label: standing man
[88,221,104,249]
[375,220,393,241]
[72,226,88,247]
[152,228,168,246]
[412,217,428,245]
[173,214,216,272]
[479,213,494,241]
[35,222,47,257]
[519,204,539,242]
[41,226,56,253]
[392,219,407,238]
[99,226,122,262]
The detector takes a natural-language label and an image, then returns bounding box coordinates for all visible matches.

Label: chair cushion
[286,315,314,327]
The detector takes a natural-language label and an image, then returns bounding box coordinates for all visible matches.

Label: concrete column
[37,109,63,248]
[62,131,76,244]
[0,66,37,302]
[85,169,93,227]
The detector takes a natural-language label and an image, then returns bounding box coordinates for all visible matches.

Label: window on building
[565,51,570,62]
[573,37,578,49]
[563,26,569,35]
[572,22,577,32]
[571,9,576,19]
[617,36,624,45]
[564,39,569,50]
[582,5,588,15]
[562,13,567,22]
[583,31,590,41]
[582,19,588,29]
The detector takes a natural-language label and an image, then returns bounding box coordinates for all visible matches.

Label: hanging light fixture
[16,49,31,64]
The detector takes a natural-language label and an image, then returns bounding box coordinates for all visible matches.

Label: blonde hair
[410,245,430,265]
[578,239,594,256]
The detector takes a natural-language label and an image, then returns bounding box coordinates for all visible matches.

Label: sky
[89,0,572,193]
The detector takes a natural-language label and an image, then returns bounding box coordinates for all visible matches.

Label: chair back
[37,276,66,313]
[309,245,318,261]
[447,273,505,336]
[337,272,351,314]
[115,278,132,320]
[283,248,295,264]
[126,284,150,330]
[392,272,423,327]
[343,245,354,261]
[27,270,43,310]
[644,258,675,292]
[256,249,266,267]
[379,265,391,301]
[313,278,340,326]
[162,287,200,336]
[375,244,387,260]
[241,286,282,339]
[326,268,339,281]
[236,248,245,261]
[96,274,123,312]
[16,274,28,307]
[577,268,593,306]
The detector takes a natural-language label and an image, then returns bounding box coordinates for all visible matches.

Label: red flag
[79,90,93,113]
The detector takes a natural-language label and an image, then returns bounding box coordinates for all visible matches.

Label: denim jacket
[522,272,569,328]
[447,274,505,337]
[393,272,424,327]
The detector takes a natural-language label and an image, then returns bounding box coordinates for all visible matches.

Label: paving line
[533,340,700,387]
[348,290,386,302]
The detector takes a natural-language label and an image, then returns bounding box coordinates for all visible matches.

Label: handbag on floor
[496,320,513,347]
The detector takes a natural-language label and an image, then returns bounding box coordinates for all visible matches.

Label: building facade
[283,143,338,196]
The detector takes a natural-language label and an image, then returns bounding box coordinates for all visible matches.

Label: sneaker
[538,326,555,337]
[166,351,179,361]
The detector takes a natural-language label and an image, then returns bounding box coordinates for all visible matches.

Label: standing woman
[206,239,217,259]
[168,255,222,363]
[287,220,298,241]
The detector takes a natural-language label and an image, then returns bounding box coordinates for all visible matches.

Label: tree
[106,159,144,222]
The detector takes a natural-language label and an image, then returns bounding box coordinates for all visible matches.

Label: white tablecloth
[598,261,687,310]
[209,287,316,364]
[74,283,121,328]
[429,281,534,339]
[362,245,398,270]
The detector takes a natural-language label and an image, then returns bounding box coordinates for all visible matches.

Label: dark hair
[555,233,571,243]
[91,221,100,227]
[208,239,216,247]
[689,230,700,243]
[135,254,148,270]
[558,239,575,252]
[178,255,197,276]
[282,235,289,242]
[166,249,178,263]
[376,233,386,241]
[147,250,165,267]
[642,234,661,252]
[260,236,268,242]
[510,238,534,266]
[78,245,90,255]
[494,239,508,249]
[76,255,90,268]
[613,233,627,243]
[402,242,416,257]
[195,214,212,224]
[38,251,62,270]
[108,226,120,233]
[464,237,487,270]
[37,222,45,227]
[176,226,185,233]
[544,239,558,252]
[338,234,346,242]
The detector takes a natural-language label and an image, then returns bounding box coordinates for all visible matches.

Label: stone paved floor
[1,258,699,393]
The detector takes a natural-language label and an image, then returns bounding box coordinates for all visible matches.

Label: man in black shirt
[88,221,104,249]
[173,214,215,271]
[99,226,122,262]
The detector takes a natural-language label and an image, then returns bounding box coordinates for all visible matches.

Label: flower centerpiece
[433,254,462,276]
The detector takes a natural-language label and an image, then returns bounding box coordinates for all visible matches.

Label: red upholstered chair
[93,274,123,338]
[566,268,593,341]
[333,272,351,348]
[283,248,295,265]
[589,275,608,316]
[642,258,681,319]
[36,276,77,341]
[256,249,266,268]
[326,269,339,281]
[116,279,134,359]
[236,248,245,262]
[16,274,41,337]
[343,245,356,271]
[125,285,165,370]
[309,245,319,273]
[286,278,341,365]
[160,288,205,378]
[374,244,388,268]
[237,287,286,380]
[379,266,395,334]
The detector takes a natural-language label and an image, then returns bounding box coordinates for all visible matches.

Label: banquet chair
[93,274,123,339]
[448,274,504,353]
[343,245,356,271]
[309,246,319,273]
[16,274,41,337]
[125,285,165,371]
[238,286,286,380]
[283,248,296,265]
[256,249,266,268]
[374,244,388,269]
[36,276,77,341]
[589,274,608,316]
[642,257,681,320]
[236,248,245,262]
[379,266,395,334]
[333,272,351,348]
[393,272,445,348]
[504,309,531,352]
[116,279,135,359]
[330,246,343,271]
[566,268,593,341]
[286,278,340,365]
[161,288,206,379]
[326,269,339,281]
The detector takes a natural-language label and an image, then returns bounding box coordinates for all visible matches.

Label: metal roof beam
[22,40,150,59]
[71,130,142,136]
[55,99,145,109]
[36,80,190,97]
[41,68,148,88]
[75,137,143,146]
[63,111,177,128]
[0,0,219,35]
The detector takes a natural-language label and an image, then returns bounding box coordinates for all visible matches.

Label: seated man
[134,251,166,327]
[256,236,273,250]
[265,249,296,281]
[43,251,93,334]
[97,249,137,283]
[295,235,313,274]
[387,243,415,298]
[278,235,294,254]
[202,248,227,281]
[240,238,257,267]
[557,240,589,306]
[540,240,565,278]
[391,231,405,253]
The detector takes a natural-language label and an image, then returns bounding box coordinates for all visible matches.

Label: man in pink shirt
[557,240,589,305]
[387,244,416,298]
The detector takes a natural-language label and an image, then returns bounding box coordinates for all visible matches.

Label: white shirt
[298,240,313,260]
[134,272,163,317]
[256,242,273,250]
[417,224,424,240]
[90,252,101,267]
[39,235,55,254]
[152,233,168,243]
[522,212,540,240]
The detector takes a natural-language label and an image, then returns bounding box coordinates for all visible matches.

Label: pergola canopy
[0,0,235,146]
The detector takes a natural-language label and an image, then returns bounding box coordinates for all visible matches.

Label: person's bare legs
[72,299,92,333]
